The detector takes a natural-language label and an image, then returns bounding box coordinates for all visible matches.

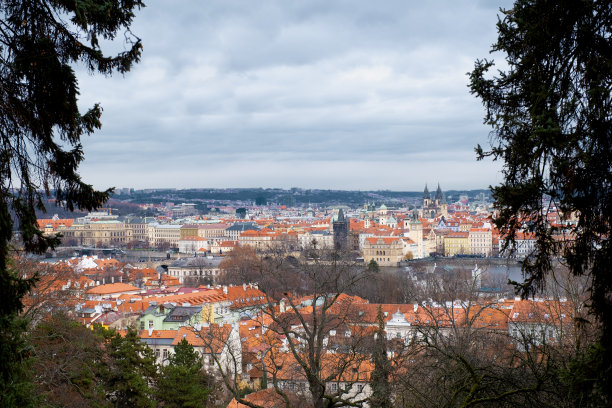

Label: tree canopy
[0,0,143,403]
[469,0,611,401]
[157,338,211,408]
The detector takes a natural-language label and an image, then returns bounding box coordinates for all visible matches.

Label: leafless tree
[195,247,374,408]
[392,270,578,408]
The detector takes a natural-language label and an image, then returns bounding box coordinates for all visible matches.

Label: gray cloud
[77,0,513,191]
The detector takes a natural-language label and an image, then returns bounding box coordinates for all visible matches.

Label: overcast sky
[76,0,514,191]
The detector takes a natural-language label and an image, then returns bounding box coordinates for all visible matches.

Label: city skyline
[76,0,513,191]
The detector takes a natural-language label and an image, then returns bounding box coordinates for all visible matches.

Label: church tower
[423,184,431,208]
[435,183,443,206]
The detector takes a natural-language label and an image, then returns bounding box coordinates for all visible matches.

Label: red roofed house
[85,282,141,300]
[37,215,74,236]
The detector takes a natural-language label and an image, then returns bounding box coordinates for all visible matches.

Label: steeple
[337,208,345,222]
[435,183,443,201]
[423,184,430,200]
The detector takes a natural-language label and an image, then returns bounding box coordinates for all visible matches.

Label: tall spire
[423,184,430,200]
[435,183,443,201]
[337,208,345,222]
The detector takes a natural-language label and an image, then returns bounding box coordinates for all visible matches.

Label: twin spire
[424,183,445,203]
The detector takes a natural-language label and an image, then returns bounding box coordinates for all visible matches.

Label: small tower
[408,211,423,258]
[333,208,349,250]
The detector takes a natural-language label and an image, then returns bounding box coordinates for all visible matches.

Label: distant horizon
[111,185,493,193]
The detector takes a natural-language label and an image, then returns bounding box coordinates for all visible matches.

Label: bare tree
[194,247,374,408]
[392,270,579,408]
[16,257,81,325]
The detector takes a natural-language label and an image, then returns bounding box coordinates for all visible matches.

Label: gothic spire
[435,183,443,201]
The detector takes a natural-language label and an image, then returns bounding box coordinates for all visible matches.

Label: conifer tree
[156,338,211,408]
[469,0,611,402]
[369,306,392,408]
[0,1,143,404]
[99,327,157,408]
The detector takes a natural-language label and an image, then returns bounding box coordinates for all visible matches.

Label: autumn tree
[0,0,143,403]
[218,245,261,285]
[9,258,79,325]
[31,314,108,408]
[469,0,612,400]
[394,279,571,407]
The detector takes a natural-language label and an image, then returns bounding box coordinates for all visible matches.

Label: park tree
[0,0,143,404]
[156,338,212,408]
[368,307,392,408]
[205,247,374,408]
[98,327,157,408]
[219,245,261,285]
[30,314,109,408]
[469,0,611,401]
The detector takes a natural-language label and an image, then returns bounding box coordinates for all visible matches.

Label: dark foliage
[157,338,211,408]
[97,327,157,408]
[469,0,611,401]
[369,307,392,408]
[0,0,143,404]
[31,315,109,408]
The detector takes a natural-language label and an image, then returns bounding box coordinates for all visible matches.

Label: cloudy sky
[77,0,514,191]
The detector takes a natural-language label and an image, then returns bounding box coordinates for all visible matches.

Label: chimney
[223,286,228,295]
[243,283,247,292]
[148,327,153,337]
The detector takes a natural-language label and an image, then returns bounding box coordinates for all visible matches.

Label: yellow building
[444,231,470,256]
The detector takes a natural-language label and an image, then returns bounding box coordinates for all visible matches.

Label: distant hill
[112,187,492,208]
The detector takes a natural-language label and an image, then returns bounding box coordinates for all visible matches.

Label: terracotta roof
[86,283,141,295]
[174,325,232,354]
[364,237,400,245]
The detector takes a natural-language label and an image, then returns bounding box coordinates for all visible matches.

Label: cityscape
[24,183,581,406]
[1,0,609,407]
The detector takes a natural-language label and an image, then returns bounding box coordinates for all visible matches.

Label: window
[357,384,364,393]
[331,383,338,392]
[163,349,168,360]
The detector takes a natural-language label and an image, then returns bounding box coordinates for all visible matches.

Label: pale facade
[63,220,132,247]
[148,223,182,248]
[362,237,403,266]
[469,228,493,256]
